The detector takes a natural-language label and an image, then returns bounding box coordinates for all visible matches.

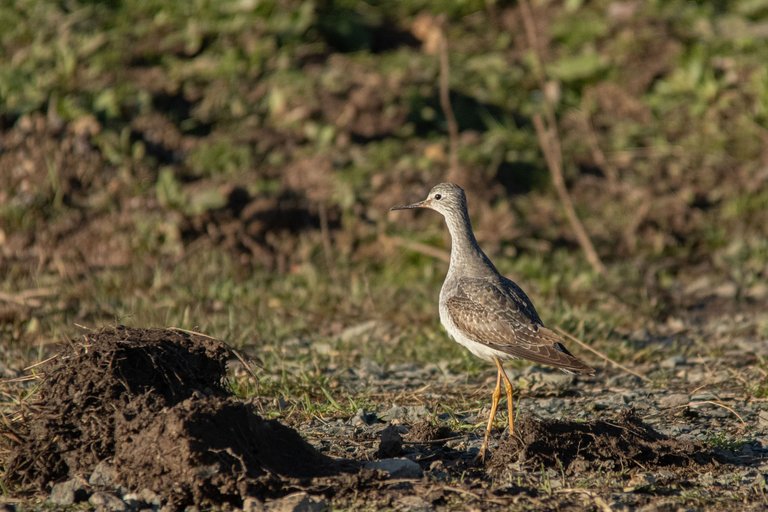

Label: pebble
[364,458,423,479]
[658,393,689,409]
[380,404,429,423]
[90,461,119,488]
[758,410,768,428]
[49,478,88,506]
[89,491,126,511]
[350,409,378,426]
[660,356,686,369]
[690,392,717,402]
[123,488,161,508]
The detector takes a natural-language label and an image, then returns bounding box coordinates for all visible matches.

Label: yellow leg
[478,366,502,461]
[495,358,515,435]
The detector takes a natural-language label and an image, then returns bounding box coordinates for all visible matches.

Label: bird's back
[440,270,593,374]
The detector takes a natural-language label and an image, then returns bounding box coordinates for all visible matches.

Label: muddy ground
[2,327,765,511]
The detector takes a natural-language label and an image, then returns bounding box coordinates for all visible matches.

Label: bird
[390,182,594,460]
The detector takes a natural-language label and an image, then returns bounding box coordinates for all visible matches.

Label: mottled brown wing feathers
[446,279,594,375]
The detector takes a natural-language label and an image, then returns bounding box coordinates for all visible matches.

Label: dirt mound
[488,409,720,474]
[3,327,339,508]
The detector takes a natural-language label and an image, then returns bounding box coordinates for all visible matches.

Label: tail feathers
[540,327,595,376]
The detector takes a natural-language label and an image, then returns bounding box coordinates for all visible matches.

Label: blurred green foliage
[1,0,767,368]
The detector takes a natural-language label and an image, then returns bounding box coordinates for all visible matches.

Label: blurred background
[1,0,767,380]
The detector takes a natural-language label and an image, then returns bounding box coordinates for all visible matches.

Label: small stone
[658,393,689,409]
[265,492,327,512]
[123,488,161,508]
[759,410,768,428]
[690,392,717,402]
[90,461,119,488]
[660,356,686,369]
[380,405,428,423]
[350,408,378,426]
[89,491,126,511]
[49,478,88,505]
[364,458,423,479]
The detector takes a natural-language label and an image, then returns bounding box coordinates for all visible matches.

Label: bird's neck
[445,208,497,276]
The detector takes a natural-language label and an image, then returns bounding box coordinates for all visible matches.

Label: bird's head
[390,182,467,218]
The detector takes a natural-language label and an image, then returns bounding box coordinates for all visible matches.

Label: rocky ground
[2,320,766,511]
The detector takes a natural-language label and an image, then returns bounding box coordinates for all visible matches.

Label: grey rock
[89,491,126,511]
[660,355,686,369]
[365,458,423,479]
[90,461,119,488]
[380,404,429,423]
[265,492,328,512]
[691,392,717,402]
[658,393,689,409]
[123,488,161,509]
[0,504,16,512]
[759,410,768,428]
[350,408,378,426]
[49,478,88,505]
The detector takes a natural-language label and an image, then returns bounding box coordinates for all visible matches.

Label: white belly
[438,301,514,362]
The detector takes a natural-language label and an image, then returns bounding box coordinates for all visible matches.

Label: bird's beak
[390,200,427,211]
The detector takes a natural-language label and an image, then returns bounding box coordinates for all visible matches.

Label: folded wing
[445,277,594,375]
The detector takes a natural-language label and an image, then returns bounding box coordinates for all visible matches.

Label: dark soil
[488,409,722,475]
[3,327,344,509]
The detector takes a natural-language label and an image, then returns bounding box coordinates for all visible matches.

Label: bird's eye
[434,194,442,200]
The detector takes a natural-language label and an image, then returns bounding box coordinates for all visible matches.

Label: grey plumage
[393,182,593,375]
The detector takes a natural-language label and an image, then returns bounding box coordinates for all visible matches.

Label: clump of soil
[488,409,720,474]
[405,421,456,445]
[2,327,338,508]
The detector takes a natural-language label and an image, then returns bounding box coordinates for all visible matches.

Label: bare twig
[578,106,619,184]
[683,400,746,425]
[438,25,460,180]
[532,116,606,274]
[555,327,651,383]
[518,0,606,276]
[23,353,60,372]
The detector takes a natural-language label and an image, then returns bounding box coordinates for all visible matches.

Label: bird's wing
[445,277,594,374]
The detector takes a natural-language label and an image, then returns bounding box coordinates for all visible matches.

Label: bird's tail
[540,326,595,376]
